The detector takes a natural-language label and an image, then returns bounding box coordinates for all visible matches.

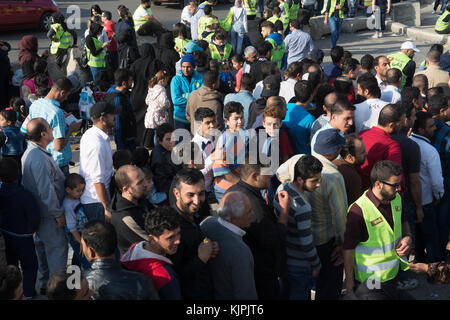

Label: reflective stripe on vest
[133,6,152,31]
[435,11,450,31]
[267,16,288,30]
[266,37,285,69]
[322,0,345,19]
[289,2,300,20]
[50,23,72,54]
[243,0,256,15]
[353,191,409,284]
[387,52,411,86]
[86,37,105,68]
[209,43,232,60]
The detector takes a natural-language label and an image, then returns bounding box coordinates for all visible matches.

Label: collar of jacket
[27,141,52,157]
[90,258,122,270]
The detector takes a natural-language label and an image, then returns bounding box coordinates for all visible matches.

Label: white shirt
[218,218,246,237]
[133,5,151,21]
[191,133,215,192]
[181,6,194,25]
[84,29,109,43]
[409,133,444,205]
[375,74,387,91]
[252,80,263,100]
[380,85,402,104]
[279,78,297,104]
[79,126,113,204]
[354,98,389,133]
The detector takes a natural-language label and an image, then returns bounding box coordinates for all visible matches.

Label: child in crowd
[173,23,190,57]
[212,101,250,202]
[231,54,244,92]
[8,97,28,126]
[219,61,235,90]
[63,173,90,270]
[141,167,167,205]
[0,109,25,179]
[192,107,218,194]
[144,70,170,150]
[199,18,217,43]
[109,150,133,198]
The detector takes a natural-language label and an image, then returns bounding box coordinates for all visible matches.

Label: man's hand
[104,209,112,223]
[324,16,328,25]
[396,235,412,257]
[102,41,110,48]
[408,262,428,274]
[210,241,220,258]
[56,215,66,228]
[345,278,355,295]
[331,244,344,266]
[277,190,290,212]
[386,7,390,13]
[198,238,214,263]
[414,207,424,223]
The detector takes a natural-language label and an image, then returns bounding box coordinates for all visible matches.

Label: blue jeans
[82,202,105,222]
[231,30,244,56]
[258,0,264,16]
[286,265,314,300]
[68,233,91,270]
[419,203,442,262]
[329,16,343,48]
[90,66,104,82]
[441,0,448,13]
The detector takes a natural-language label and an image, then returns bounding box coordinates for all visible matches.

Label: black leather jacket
[85,258,159,300]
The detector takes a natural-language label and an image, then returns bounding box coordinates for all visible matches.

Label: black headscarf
[154,32,179,78]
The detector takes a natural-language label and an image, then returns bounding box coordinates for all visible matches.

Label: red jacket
[103,20,117,52]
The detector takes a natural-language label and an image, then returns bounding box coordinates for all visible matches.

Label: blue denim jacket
[1,126,24,156]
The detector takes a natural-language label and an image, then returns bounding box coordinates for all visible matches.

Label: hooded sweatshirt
[120,241,182,300]
[108,191,153,255]
[185,85,224,135]
[170,69,203,124]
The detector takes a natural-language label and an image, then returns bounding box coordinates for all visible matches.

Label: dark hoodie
[0,182,40,235]
[154,32,180,78]
[108,191,154,255]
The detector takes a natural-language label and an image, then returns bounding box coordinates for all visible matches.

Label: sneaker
[396,279,419,290]
[379,32,383,37]
[432,10,436,14]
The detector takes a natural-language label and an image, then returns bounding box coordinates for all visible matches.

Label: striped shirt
[274,182,321,269]
[304,152,348,246]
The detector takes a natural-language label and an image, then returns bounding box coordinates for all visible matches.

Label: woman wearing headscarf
[18,36,40,80]
[229,0,248,55]
[154,32,180,78]
[130,43,167,146]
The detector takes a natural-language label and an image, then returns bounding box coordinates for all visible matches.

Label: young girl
[8,97,28,126]
[21,59,53,106]
[231,54,244,92]
[173,23,190,57]
[143,70,170,149]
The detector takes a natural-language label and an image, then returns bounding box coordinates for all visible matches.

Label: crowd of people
[0,0,449,301]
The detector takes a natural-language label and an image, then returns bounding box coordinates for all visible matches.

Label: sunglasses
[381,181,401,190]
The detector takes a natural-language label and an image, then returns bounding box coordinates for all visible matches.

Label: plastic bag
[79,86,95,120]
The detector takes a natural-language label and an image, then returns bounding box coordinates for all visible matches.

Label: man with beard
[333,134,367,205]
[373,55,390,91]
[387,41,419,88]
[343,160,414,300]
[168,168,218,300]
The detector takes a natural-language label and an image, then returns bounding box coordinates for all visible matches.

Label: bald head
[114,164,141,190]
[217,192,252,224]
[27,118,52,143]
[324,92,338,111]
[386,68,402,86]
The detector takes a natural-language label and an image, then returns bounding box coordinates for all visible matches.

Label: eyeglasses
[381,181,401,190]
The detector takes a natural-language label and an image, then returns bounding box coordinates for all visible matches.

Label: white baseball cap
[400,41,420,52]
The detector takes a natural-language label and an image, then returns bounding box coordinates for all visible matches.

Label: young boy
[212,101,251,202]
[199,18,217,43]
[63,173,90,270]
[0,109,25,169]
[110,149,133,198]
[120,206,182,300]
[209,29,233,65]
[192,107,218,194]
[150,123,182,197]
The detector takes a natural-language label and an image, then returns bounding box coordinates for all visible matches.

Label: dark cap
[89,101,117,120]
[261,75,281,97]
[314,129,345,155]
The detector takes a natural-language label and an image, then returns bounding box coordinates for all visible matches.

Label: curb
[386,21,450,45]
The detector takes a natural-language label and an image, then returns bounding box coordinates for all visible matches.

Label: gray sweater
[200,216,258,300]
[21,141,65,219]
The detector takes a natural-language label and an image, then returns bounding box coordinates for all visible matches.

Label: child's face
[0,115,10,128]
[222,63,231,73]
[232,60,243,71]
[144,177,153,194]
[263,116,281,137]
[159,132,176,151]
[201,116,217,137]
[66,184,85,200]
[225,112,244,132]
[215,39,225,46]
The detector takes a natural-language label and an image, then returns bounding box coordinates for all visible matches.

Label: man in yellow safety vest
[133,0,168,37]
[387,41,419,87]
[47,12,77,71]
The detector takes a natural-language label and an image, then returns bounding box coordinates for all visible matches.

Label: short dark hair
[203,70,219,88]
[0,109,17,124]
[426,50,441,63]
[334,77,352,95]
[260,20,275,33]
[256,40,273,57]
[357,73,381,98]
[0,158,19,183]
[231,54,244,64]
[374,55,388,67]
[194,107,216,122]
[81,220,118,258]
[378,104,405,127]
[274,20,284,32]
[316,85,336,110]
[65,173,85,189]
[293,155,323,181]
[294,80,313,103]
[401,86,420,105]
[370,160,403,186]
[113,149,132,170]
[340,134,361,158]
[272,6,281,15]
[286,62,302,79]
[102,10,112,20]
[173,167,204,191]
[156,123,174,142]
[360,54,374,70]
[330,98,355,115]
[144,206,180,237]
[213,28,227,41]
[26,118,47,142]
[330,46,344,64]
[386,68,402,85]
[430,43,444,54]
[427,94,448,116]
[47,268,82,300]
[239,158,269,181]
[413,74,428,92]
[426,86,444,101]
[0,265,22,300]
[395,101,415,119]
[89,22,103,36]
[53,77,73,92]
[204,4,212,15]
[114,68,132,86]
[131,147,150,168]
[261,61,278,79]
[224,101,243,119]
[413,111,433,133]
[290,18,301,30]
[342,58,358,74]
[240,73,256,91]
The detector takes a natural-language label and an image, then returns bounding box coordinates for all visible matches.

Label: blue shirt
[323,63,342,79]
[284,29,315,65]
[283,103,315,154]
[1,126,24,156]
[432,119,450,189]
[21,98,71,167]
[224,90,255,129]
